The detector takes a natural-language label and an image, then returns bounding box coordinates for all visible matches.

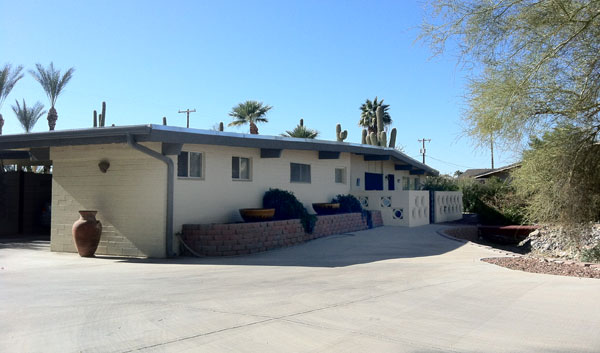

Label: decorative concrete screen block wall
[432,191,463,223]
[50,143,167,257]
[181,212,381,256]
[352,191,429,227]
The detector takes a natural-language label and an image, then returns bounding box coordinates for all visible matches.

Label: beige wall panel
[50,143,167,257]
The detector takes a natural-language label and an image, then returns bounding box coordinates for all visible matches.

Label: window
[232,157,251,180]
[177,151,203,178]
[402,176,410,190]
[334,168,346,184]
[414,177,420,190]
[290,163,311,183]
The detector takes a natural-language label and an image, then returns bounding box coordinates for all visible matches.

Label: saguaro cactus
[219,122,224,131]
[361,129,368,144]
[336,124,348,142]
[163,117,167,125]
[364,106,389,147]
[93,102,107,127]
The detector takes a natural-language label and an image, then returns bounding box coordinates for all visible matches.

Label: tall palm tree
[30,62,75,131]
[281,118,319,138]
[0,64,24,135]
[12,99,46,133]
[359,97,392,134]
[228,100,272,134]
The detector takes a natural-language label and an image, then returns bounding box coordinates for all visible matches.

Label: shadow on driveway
[0,235,50,251]
[110,225,464,268]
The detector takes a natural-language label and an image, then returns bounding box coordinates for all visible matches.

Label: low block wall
[181,211,381,256]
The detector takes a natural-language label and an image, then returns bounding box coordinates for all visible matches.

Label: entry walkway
[1,225,599,352]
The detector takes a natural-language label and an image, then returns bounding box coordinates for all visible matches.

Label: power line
[426,155,476,169]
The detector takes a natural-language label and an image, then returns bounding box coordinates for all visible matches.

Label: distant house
[0,125,461,257]
[461,163,521,183]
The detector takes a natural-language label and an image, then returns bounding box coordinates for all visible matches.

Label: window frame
[232,156,252,181]
[334,167,346,184]
[290,162,311,183]
[177,151,204,179]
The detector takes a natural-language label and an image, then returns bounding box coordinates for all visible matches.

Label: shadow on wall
[107,225,464,268]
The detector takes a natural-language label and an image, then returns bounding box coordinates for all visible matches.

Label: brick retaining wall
[181,211,382,256]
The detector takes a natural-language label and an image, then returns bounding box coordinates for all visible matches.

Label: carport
[0,149,52,238]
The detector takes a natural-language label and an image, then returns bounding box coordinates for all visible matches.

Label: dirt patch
[483,257,600,279]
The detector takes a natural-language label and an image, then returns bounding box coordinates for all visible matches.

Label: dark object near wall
[72,210,102,257]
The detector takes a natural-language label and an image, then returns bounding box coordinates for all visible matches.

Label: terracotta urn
[72,210,103,257]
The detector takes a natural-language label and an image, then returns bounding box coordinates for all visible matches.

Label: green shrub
[332,194,362,213]
[263,188,316,233]
[460,177,526,225]
[421,176,459,191]
[581,245,600,263]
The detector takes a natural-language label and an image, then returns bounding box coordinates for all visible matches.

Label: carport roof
[0,124,438,175]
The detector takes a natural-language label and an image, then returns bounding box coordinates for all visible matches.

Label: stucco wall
[173,145,352,230]
[50,143,167,257]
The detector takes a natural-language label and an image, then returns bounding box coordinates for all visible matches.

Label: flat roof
[0,124,438,175]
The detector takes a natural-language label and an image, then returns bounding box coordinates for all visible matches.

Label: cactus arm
[361,129,368,144]
[389,128,397,148]
[379,131,387,147]
[101,101,106,127]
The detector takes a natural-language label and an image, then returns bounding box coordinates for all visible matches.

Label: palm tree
[359,97,392,134]
[29,62,75,131]
[281,118,319,138]
[228,100,272,134]
[0,64,24,135]
[12,99,46,133]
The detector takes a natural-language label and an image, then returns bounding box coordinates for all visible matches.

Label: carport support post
[126,134,175,257]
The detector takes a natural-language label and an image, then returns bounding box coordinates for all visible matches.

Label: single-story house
[0,124,461,258]
[460,163,521,183]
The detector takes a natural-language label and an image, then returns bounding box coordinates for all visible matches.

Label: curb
[437,226,600,270]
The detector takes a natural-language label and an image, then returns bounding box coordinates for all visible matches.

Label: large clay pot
[72,210,102,257]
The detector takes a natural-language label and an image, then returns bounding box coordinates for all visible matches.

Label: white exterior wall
[173,145,352,230]
[50,143,167,258]
[433,191,463,223]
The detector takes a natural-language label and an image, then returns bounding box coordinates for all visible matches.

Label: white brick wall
[50,143,167,258]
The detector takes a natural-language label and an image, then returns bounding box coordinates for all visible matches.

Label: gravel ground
[483,257,600,279]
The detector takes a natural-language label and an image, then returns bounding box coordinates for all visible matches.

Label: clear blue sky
[0,0,517,175]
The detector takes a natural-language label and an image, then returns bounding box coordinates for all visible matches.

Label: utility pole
[178,109,196,128]
[490,133,495,169]
[418,138,431,164]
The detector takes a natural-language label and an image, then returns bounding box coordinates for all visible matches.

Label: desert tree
[281,118,319,138]
[30,62,75,130]
[12,99,46,133]
[228,100,272,134]
[0,64,24,135]
[421,0,600,226]
[359,97,392,134]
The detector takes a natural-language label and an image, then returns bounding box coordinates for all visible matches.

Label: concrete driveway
[1,225,599,353]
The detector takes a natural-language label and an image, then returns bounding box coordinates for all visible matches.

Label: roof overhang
[0,125,439,175]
